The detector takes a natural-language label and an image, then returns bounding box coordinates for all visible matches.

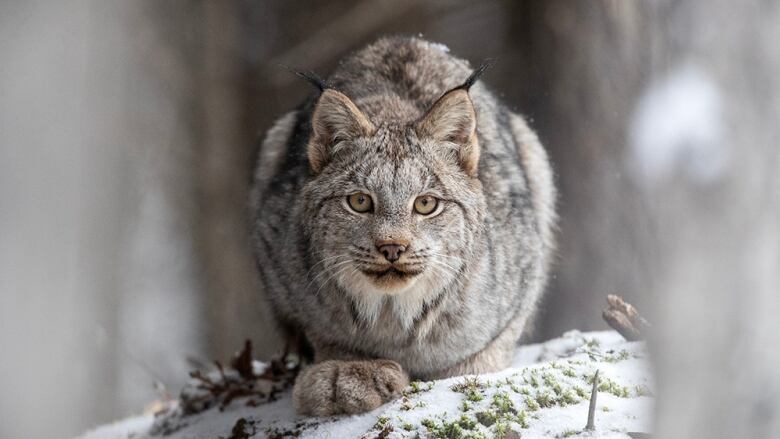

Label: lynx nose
[377,243,406,263]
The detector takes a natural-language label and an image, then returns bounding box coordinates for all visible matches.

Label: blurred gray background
[2,1,779,438]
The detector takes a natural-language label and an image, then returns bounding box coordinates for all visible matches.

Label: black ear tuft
[458,58,497,91]
[280,64,330,92]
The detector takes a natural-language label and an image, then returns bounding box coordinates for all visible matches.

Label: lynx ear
[417,89,479,176]
[308,89,375,174]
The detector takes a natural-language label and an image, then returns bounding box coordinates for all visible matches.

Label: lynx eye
[347,192,373,213]
[414,195,438,215]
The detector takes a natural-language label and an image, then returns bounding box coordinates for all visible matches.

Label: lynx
[250,36,556,415]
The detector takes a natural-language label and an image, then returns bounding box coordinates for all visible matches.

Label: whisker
[307,259,353,289]
[428,259,465,289]
[428,254,463,271]
[305,253,351,278]
[410,249,463,263]
[350,245,375,257]
[427,251,463,262]
[428,263,460,292]
[353,260,386,267]
[314,264,355,296]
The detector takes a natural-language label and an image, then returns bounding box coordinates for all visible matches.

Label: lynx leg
[425,317,527,380]
[292,359,409,416]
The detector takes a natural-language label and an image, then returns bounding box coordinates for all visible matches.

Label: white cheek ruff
[334,262,453,330]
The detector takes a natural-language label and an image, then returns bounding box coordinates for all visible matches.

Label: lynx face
[301,88,485,303]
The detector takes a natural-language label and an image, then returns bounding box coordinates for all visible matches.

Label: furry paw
[292,359,409,416]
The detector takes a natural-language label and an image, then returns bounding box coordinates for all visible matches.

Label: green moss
[603,349,632,363]
[597,377,630,398]
[400,398,427,411]
[492,392,516,414]
[422,418,437,430]
[419,363,630,438]
[476,411,497,427]
[421,416,489,439]
[542,372,558,388]
[582,372,594,382]
[556,389,579,406]
[494,421,508,439]
[586,372,629,397]
[457,415,477,430]
[404,380,434,397]
[452,377,486,402]
[585,338,601,348]
[524,396,540,412]
[467,391,485,402]
[439,422,464,439]
[373,416,390,430]
[492,422,522,439]
[515,410,529,429]
[535,391,555,408]
[403,422,414,431]
[518,386,530,395]
[559,428,580,438]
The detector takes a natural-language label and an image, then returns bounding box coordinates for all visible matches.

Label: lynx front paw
[292,359,409,416]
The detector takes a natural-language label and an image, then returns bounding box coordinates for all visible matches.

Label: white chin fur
[337,267,449,330]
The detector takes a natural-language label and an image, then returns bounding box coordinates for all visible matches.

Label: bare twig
[585,370,599,431]
[602,295,650,341]
[179,339,299,415]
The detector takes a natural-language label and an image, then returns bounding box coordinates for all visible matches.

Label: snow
[79,416,154,439]
[420,37,451,54]
[78,331,653,439]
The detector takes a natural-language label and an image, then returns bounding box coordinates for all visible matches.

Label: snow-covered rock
[79,331,653,438]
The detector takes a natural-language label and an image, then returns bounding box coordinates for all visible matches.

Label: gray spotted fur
[250,36,556,414]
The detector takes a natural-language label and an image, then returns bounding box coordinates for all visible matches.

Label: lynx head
[300,79,488,307]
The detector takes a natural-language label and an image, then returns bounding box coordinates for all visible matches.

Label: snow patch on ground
[79,331,653,439]
[79,416,154,439]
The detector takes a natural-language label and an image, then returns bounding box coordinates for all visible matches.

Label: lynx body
[251,36,556,415]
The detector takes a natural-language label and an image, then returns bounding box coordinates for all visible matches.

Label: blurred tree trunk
[0,1,212,436]
[506,1,780,436]
[639,1,780,437]
[0,3,127,436]
[115,0,208,419]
